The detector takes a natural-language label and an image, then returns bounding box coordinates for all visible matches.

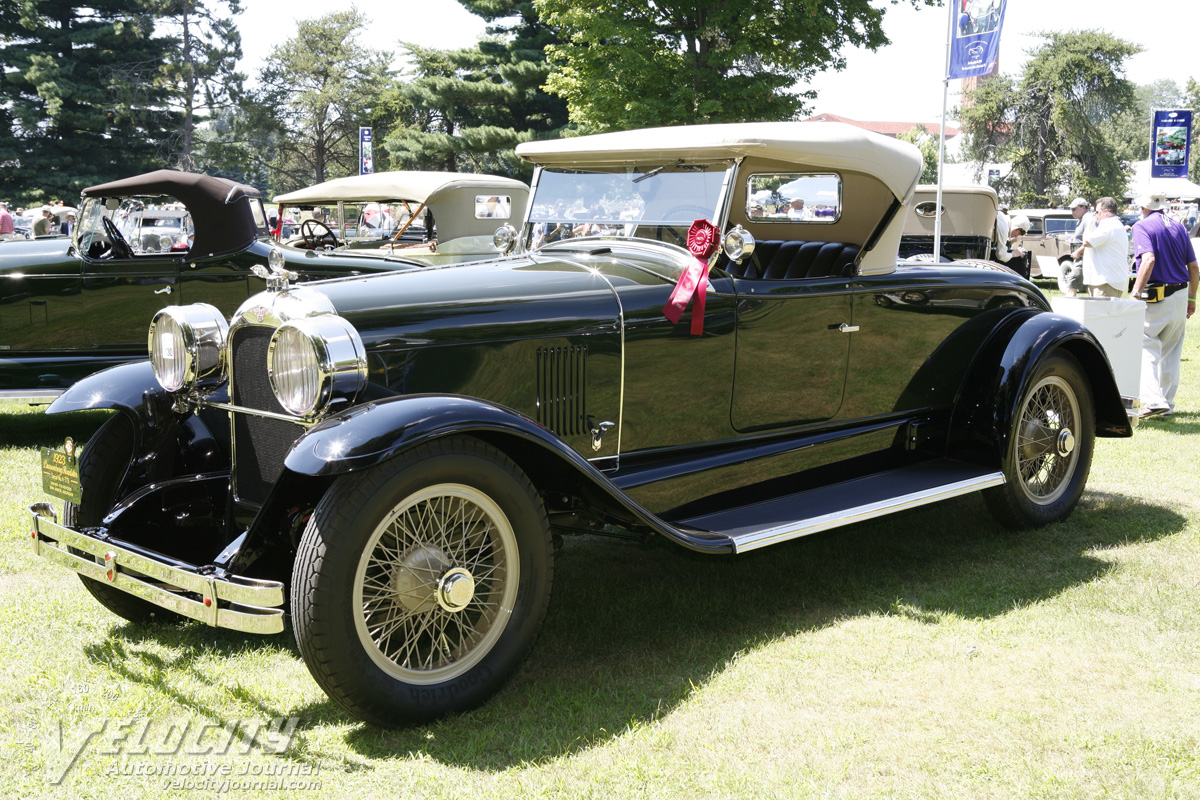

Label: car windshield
[526,164,730,249]
[1043,217,1077,235]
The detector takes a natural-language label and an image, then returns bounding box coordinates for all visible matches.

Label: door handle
[828,322,858,333]
[155,285,172,295]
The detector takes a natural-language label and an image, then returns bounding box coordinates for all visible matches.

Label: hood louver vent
[536,345,587,437]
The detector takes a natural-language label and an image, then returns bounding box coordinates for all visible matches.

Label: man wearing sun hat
[1130,193,1199,417]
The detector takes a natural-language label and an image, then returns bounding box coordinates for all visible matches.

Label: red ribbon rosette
[662,219,719,335]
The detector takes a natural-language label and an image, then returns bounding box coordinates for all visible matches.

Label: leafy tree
[385,0,568,178]
[1185,79,1200,187]
[0,0,176,203]
[535,0,935,131]
[960,30,1141,207]
[254,10,389,191]
[897,125,940,185]
[156,0,245,172]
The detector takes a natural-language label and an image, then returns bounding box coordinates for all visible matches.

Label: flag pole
[934,0,955,261]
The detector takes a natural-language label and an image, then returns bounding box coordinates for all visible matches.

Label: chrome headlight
[148,304,229,391]
[158,234,172,251]
[493,223,517,254]
[267,315,367,417]
[722,225,756,264]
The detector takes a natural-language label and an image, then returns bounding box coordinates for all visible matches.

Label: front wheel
[290,436,553,727]
[984,352,1094,529]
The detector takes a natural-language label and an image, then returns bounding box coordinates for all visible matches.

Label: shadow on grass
[74,489,1185,772]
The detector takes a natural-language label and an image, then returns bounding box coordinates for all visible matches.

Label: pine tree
[385,0,568,178]
[0,0,177,203]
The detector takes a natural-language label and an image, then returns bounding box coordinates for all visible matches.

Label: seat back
[722,240,860,280]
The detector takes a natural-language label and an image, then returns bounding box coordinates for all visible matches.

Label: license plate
[41,446,81,504]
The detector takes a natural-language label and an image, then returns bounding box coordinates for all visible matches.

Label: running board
[677,459,1005,554]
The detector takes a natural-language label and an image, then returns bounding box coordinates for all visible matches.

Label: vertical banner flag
[948,0,1007,79]
[1150,110,1192,179]
[360,127,374,175]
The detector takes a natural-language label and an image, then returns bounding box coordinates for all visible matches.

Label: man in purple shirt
[1130,194,1199,417]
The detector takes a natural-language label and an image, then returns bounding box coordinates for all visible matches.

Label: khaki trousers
[1087,283,1124,298]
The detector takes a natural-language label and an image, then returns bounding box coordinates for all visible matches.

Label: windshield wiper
[632,166,665,184]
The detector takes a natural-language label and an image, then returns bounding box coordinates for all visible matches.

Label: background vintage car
[30,121,1131,729]
[273,170,529,264]
[0,170,513,397]
[896,185,1029,275]
[1009,207,1079,278]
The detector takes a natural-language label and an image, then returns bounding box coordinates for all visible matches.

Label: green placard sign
[41,442,81,504]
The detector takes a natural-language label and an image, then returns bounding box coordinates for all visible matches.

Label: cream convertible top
[516,121,923,204]
[274,171,530,244]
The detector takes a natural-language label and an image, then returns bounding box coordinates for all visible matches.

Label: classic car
[1009,207,1080,278]
[273,170,529,264]
[0,171,458,396]
[29,121,1134,729]
[897,185,1031,276]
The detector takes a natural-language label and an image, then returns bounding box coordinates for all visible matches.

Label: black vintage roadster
[30,122,1133,727]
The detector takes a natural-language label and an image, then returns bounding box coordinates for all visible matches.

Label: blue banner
[948,0,1007,80]
[359,127,374,175]
[1150,110,1192,179]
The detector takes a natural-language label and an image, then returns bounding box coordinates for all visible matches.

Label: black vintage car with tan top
[29,121,1132,728]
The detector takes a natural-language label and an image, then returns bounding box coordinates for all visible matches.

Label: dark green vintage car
[0,170,522,397]
[29,121,1133,728]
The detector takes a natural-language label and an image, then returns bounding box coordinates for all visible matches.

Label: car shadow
[80,490,1185,771]
[328,489,1184,769]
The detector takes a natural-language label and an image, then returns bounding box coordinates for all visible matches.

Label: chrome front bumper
[29,503,285,634]
[1123,395,1141,429]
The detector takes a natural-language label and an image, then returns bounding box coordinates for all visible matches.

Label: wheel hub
[437,568,476,613]
[392,544,448,613]
[1057,428,1075,457]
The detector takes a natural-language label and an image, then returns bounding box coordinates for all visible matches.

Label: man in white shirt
[1077,196,1129,297]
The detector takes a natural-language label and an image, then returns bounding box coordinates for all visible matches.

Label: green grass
[2,311,1199,799]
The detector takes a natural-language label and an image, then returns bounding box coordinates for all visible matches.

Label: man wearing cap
[0,202,15,240]
[1130,193,1199,417]
[59,210,76,237]
[32,206,53,237]
[1067,196,1094,249]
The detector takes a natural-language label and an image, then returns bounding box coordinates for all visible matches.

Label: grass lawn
[2,301,1199,798]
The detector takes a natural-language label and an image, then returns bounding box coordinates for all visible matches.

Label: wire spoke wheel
[984,352,1094,530]
[353,484,518,684]
[1015,375,1080,505]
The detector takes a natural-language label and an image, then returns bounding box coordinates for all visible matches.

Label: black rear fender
[950,311,1132,464]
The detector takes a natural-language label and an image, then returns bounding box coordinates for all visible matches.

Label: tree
[897,125,940,185]
[156,0,245,172]
[960,30,1141,207]
[535,0,935,131]
[0,0,177,203]
[385,0,569,178]
[254,10,389,191]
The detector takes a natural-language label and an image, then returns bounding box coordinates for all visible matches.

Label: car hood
[291,243,688,349]
[0,237,74,270]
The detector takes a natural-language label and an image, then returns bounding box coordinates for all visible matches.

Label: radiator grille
[231,326,302,505]
[536,345,587,436]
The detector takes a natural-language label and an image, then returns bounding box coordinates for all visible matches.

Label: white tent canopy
[1126,160,1200,200]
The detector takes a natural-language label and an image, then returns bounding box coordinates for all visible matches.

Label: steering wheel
[300,219,340,249]
[101,215,134,259]
[655,205,712,246]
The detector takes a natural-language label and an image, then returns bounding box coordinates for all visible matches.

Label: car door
[730,273,853,432]
[79,251,181,350]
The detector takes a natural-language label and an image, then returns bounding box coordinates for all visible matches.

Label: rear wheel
[291,436,553,727]
[66,414,181,624]
[984,352,1094,529]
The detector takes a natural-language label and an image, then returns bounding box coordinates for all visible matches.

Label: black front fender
[279,394,733,553]
[45,360,230,498]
